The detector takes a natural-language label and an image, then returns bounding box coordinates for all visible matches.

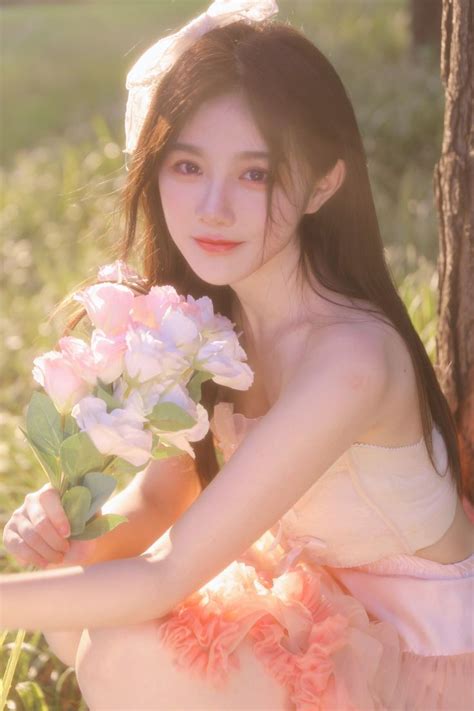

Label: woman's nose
[197,182,234,226]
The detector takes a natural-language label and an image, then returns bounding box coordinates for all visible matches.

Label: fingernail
[61,526,70,537]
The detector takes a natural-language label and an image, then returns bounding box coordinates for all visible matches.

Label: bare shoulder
[301,323,390,394]
[293,311,422,443]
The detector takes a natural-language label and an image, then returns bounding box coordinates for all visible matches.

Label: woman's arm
[41,453,200,660]
[61,454,201,567]
[1,457,202,632]
[0,331,388,632]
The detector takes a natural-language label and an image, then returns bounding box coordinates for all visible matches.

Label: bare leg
[75,620,291,711]
[43,629,83,668]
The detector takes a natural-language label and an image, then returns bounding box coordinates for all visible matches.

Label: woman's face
[157,91,310,287]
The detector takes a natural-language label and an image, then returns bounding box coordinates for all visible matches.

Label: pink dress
[156,402,474,710]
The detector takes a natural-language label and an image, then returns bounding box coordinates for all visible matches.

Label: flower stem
[59,414,67,496]
[102,456,117,475]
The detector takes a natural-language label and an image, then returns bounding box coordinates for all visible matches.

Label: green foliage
[95,383,121,412]
[387,245,438,362]
[187,370,214,403]
[70,513,127,542]
[0,130,127,419]
[81,471,117,520]
[59,432,107,484]
[149,402,197,432]
[0,630,87,711]
[61,486,92,535]
[25,393,63,458]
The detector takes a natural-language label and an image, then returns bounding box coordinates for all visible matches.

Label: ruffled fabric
[156,530,401,710]
[155,402,474,709]
[156,541,473,709]
[388,650,474,711]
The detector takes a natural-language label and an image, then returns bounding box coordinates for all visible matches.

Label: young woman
[2,2,473,708]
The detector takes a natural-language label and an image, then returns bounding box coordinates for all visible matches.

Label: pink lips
[193,236,243,253]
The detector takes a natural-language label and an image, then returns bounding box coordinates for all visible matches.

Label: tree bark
[434,0,474,500]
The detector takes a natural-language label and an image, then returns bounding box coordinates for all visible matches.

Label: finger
[24,494,70,553]
[37,485,71,537]
[6,529,56,568]
[15,516,66,563]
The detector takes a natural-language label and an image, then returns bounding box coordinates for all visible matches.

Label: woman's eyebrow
[168,141,269,160]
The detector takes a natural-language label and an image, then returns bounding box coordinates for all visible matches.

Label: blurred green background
[0,1,443,708]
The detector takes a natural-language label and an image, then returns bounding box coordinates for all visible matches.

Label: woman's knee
[74,622,160,708]
[43,629,84,668]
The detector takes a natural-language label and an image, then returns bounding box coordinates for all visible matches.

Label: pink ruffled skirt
[155,531,474,710]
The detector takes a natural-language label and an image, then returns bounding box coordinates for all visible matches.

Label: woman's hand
[2,482,96,568]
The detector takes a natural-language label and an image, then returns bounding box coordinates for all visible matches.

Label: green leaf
[187,369,213,402]
[112,457,145,476]
[97,378,113,393]
[61,486,91,536]
[15,681,48,710]
[215,446,226,471]
[82,471,117,519]
[96,384,121,412]
[151,436,188,459]
[149,402,196,431]
[70,513,128,540]
[60,432,107,484]
[0,629,26,711]
[63,413,79,437]
[26,391,63,455]
[55,666,76,695]
[20,426,61,488]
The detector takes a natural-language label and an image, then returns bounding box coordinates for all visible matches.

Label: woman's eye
[171,161,268,184]
[172,160,201,176]
[243,168,268,184]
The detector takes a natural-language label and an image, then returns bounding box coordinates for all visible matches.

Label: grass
[2,0,443,259]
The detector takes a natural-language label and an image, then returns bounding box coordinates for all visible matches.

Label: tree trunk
[434,0,474,500]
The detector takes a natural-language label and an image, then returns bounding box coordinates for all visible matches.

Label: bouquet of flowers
[22,261,253,541]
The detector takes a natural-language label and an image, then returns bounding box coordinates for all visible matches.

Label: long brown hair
[69,18,462,494]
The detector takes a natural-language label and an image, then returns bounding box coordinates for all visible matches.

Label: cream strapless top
[210,401,458,567]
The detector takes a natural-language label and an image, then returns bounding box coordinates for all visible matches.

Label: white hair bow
[124,0,279,157]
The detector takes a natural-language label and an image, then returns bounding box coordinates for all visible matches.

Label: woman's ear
[304,159,346,215]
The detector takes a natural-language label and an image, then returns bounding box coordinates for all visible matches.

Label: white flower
[149,383,210,459]
[72,393,152,466]
[124,325,190,384]
[196,333,254,390]
[158,306,200,353]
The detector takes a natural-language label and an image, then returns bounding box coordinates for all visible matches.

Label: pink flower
[90,330,127,384]
[131,285,185,329]
[33,351,92,414]
[73,283,135,336]
[97,260,142,284]
[184,294,215,327]
[58,336,98,385]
